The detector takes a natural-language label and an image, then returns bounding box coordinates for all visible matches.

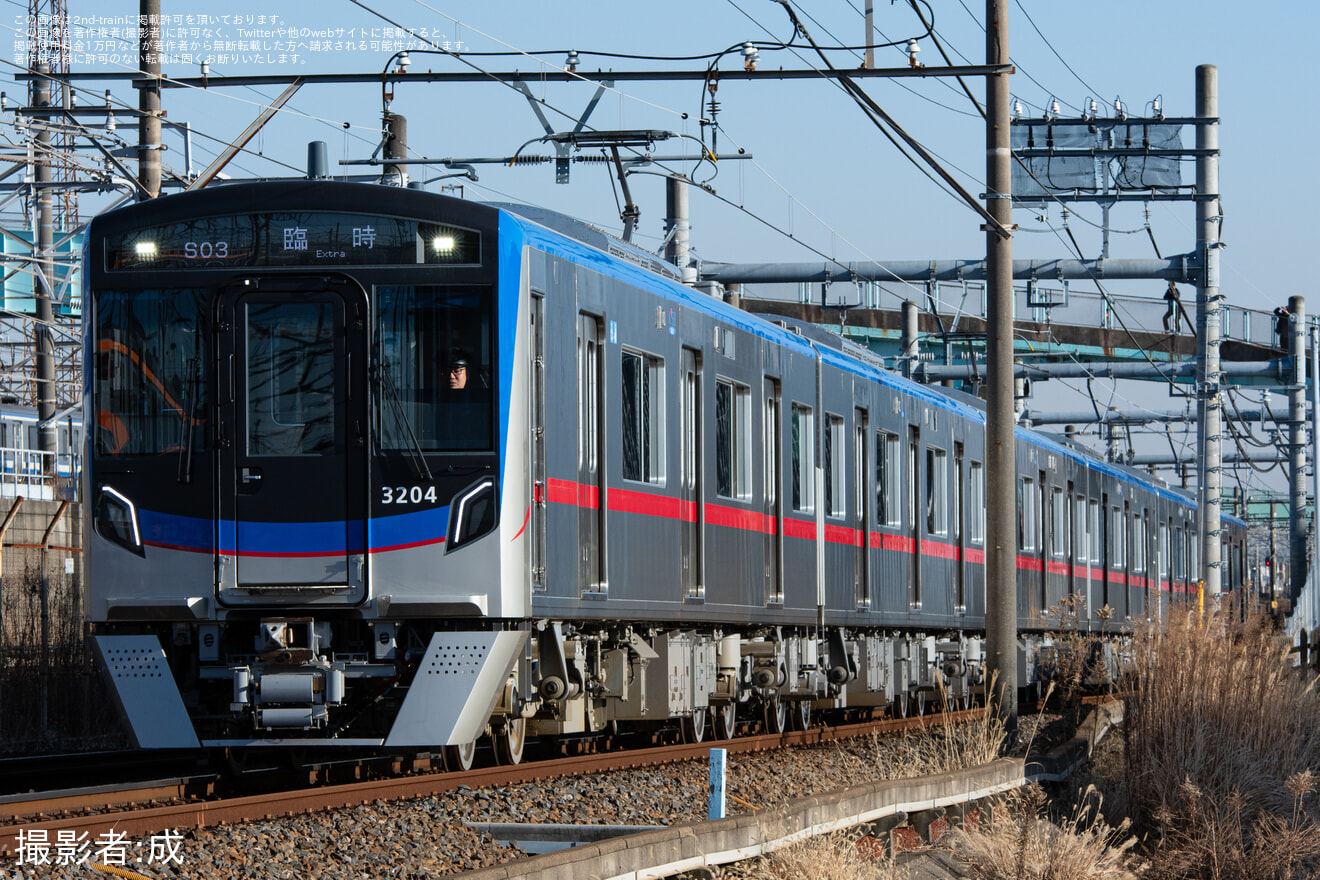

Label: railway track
[1,707,983,857]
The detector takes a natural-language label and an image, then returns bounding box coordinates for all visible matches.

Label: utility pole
[984,0,1017,734]
[664,176,697,285]
[1195,64,1222,596]
[138,0,161,199]
[383,112,407,185]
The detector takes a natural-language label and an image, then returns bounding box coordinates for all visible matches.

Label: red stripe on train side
[546,478,578,506]
[923,540,959,560]
[609,485,680,519]
[782,517,816,540]
[707,502,768,533]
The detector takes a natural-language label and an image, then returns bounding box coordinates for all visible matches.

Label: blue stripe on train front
[136,507,451,555]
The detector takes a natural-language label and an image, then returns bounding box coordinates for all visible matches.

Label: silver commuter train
[82,181,1247,763]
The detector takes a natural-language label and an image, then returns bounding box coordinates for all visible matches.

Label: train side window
[1132,512,1146,573]
[791,403,814,512]
[1049,487,1066,557]
[1088,500,1101,563]
[621,349,665,484]
[968,461,984,543]
[1111,506,1126,569]
[876,431,900,527]
[1017,477,1037,551]
[925,447,947,535]
[824,414,845,518]
[715,379,750,499]
[1159,523,1170,582]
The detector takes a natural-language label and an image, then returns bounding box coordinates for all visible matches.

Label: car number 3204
[381,485,439,505]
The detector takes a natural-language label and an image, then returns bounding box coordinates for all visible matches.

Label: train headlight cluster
[134,241,157,258]
[418,222,480,264]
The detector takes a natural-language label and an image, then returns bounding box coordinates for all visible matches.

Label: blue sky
[25,0,1313,302]
[16,0,1317,494]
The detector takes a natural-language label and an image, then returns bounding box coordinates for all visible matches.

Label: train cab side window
[791,404,814,512]
[621,350,665,484]
[876,431,900,527]
[825,414,845,518]
[377,285,494,452]
[1017,477,1037,551]
[968,461,984,542]
[715,379,750,499]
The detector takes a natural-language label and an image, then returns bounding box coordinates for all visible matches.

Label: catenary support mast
[1289,295,1307,603]
[1195,64,1221,595]
[984,0,1017,733]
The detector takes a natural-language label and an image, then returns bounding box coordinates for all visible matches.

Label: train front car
[84,182,528,752]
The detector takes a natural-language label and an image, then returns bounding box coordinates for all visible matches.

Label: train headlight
[418,223,480,264]
[445,477,498,553]
[94,485,144,556]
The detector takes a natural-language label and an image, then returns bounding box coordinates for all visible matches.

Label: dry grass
[882,680,1007,775]
[704,829,907,880]
[1121,606,1320,879]
[1124,607,1320,821]
[950,785,1141,880]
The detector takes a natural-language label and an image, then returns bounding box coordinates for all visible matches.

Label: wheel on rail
[493,718,526,766]
[791,699,812,731]
[444,739,477,772]
[764,696,788,734]
[714,702,737,740]
[683,708,707,744]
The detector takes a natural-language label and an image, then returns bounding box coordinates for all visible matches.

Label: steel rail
[0,708,982,855]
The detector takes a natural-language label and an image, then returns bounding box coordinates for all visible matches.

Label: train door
[531,294,546,592]
[764,379,783,604]
[214,278,367,601]
[1101,493,1111,612]
[907,425,920,608]
[577,313,605,594]
[854,409,869,608]
[954,442,965,613]
[680,348,703,598]
[1065,481,1076,601]
[1039,472,1048,615]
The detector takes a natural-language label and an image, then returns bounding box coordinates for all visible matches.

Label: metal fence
[0,447,80,500]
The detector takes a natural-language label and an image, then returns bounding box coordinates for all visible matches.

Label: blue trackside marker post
[708,748,727,820]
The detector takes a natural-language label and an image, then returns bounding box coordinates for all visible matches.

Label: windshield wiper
[176,356,199,484]
[376,361,433,482]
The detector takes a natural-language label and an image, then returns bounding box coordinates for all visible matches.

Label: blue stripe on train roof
[498,206,1213,515]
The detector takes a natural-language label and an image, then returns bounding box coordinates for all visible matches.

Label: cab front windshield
[94,288,207,457]
[376,285,493,452]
